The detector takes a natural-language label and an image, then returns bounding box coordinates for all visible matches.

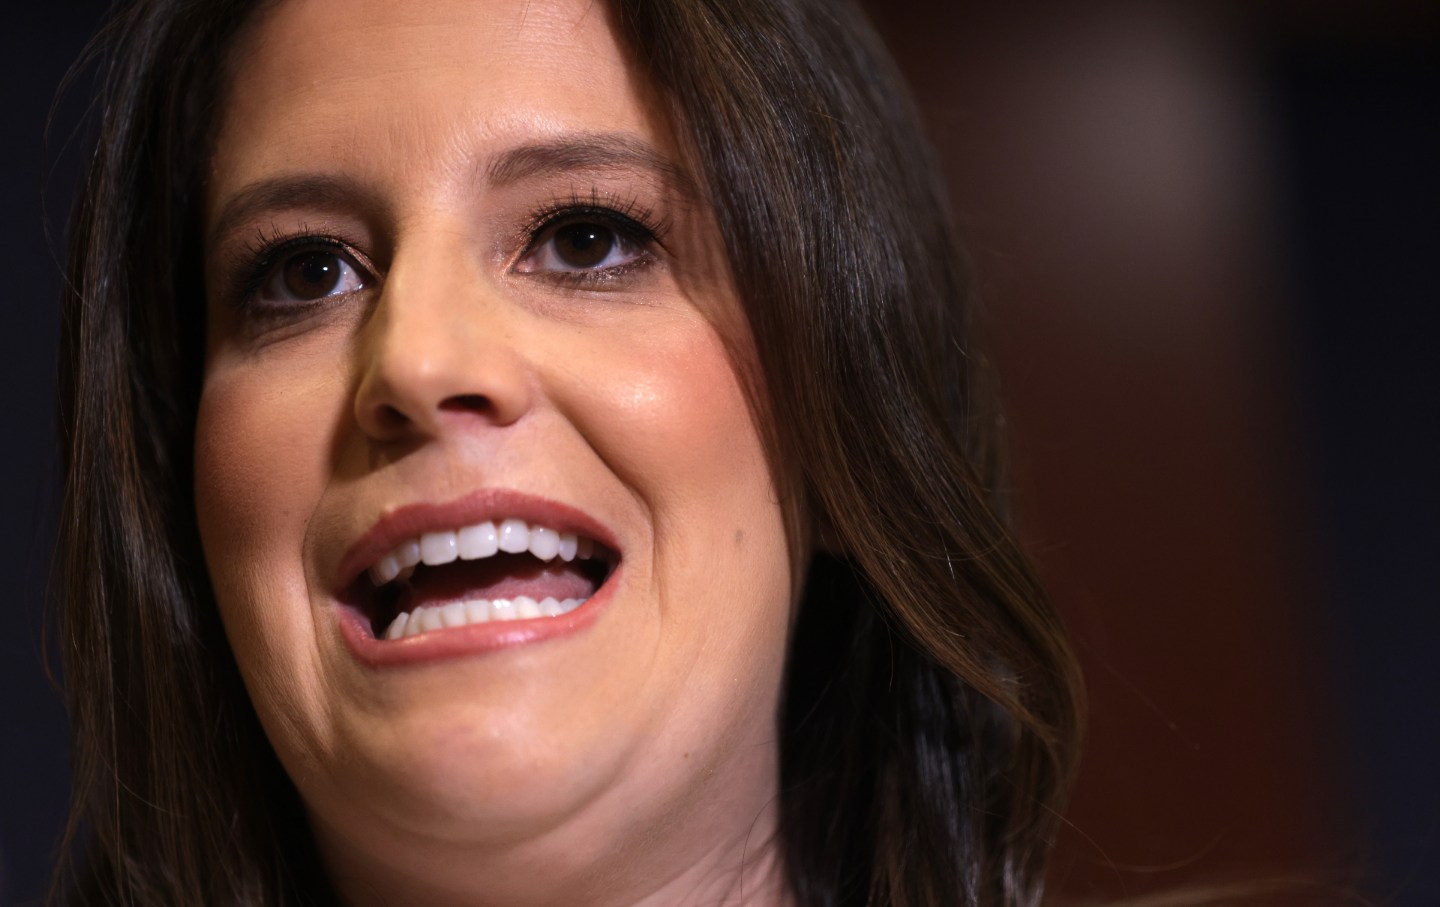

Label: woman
[51,0,1081,904]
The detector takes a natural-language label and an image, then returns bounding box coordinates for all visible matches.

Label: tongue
[398,553,597,611]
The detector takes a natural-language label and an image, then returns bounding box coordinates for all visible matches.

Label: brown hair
[51,0,1082,904]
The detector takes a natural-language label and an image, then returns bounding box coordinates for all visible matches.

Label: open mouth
[344,518,618,640]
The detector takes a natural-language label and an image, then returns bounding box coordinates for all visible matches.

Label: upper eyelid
[522,197,668,242]
[250,232,362,261]
[256,239,367,281]
[215,222,367,277]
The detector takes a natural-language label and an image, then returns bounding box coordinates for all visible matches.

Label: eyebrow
[207,173,374,252]
[208,133,699,251]
[485,133,698,197]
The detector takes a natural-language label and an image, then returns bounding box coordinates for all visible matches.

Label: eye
[258,247,368,305]
[515,217,648,276]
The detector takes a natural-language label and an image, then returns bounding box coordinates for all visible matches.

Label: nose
[353,241,533,444]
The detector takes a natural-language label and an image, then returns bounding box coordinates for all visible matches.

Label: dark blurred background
[3,1,1436,904]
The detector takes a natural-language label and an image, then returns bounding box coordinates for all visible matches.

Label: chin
[312,694,630,847]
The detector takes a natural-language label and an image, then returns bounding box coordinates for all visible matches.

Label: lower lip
[337,566,620,668]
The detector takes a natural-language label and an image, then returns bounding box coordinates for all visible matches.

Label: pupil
[555,223,613,268]
[284,252,342,298]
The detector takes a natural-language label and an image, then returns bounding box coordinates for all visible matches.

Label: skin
[194,0,799,904]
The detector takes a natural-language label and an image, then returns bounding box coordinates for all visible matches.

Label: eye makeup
[511,190,672,290]
[226,227,378,318]
[212,185,676,322]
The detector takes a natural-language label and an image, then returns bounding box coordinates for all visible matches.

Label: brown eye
[552,223,614,269]
[284,252,344,299]
[515,215,646,277]
[261,248,367,305]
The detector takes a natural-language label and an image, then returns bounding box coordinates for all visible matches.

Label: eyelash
[230,195,669,314]
[233,227,362,309]
[519,192,669,266]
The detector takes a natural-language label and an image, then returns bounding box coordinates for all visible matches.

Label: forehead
[210,0,660,207]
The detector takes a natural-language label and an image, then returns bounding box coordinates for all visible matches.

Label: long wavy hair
[50,0,1083,904]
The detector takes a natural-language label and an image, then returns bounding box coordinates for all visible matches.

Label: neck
[319,801,793,907]
[313,748,794,907]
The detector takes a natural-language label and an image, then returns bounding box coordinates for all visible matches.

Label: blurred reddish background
[863,1,1438,903]
[2,2,1436,904]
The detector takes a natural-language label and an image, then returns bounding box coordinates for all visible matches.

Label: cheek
[193,360,340,695]
[196,371,313,552]
[586,317,772,511]
[573,315,794,723]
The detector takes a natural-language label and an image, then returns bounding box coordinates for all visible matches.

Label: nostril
[439,394,491,413]
[377,403,412,430]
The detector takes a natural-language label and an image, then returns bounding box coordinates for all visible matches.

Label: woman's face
[196,0,796,900]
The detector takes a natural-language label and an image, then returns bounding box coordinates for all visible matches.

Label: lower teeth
[384,595,584,639]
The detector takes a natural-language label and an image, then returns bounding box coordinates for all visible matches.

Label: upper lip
[334,488,622,591]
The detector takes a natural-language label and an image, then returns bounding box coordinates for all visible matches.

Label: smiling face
[194,0,797,902]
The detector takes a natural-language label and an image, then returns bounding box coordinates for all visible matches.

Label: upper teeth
[368,518,596,586]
